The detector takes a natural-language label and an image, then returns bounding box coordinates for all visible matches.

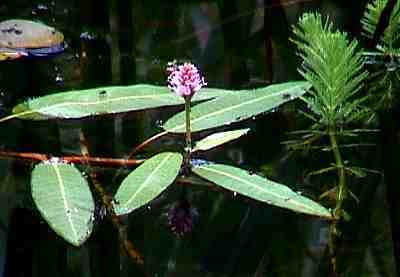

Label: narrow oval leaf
[31,161,95,246]
[193,162,332,218]
[163,81,310,133]
[113,152,183,215]
[2,85,232,121]
[193,128,250,152]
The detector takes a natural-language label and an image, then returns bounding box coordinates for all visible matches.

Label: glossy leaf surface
[31,161,95,246]
[113,152,183,215]
[193,128,250,152]
[193,162,332,218]
[163,81,310,133]
[4,85,232,121]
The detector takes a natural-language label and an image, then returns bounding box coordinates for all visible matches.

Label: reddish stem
[0,150,144,167]
[129,130,168,156]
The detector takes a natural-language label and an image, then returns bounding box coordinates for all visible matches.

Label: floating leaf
[113,152,183,215]
[31,161,95,246]
[3,85,232,121]
[193,128,250,152]
[193,162,332,218]
[163,81,310,133]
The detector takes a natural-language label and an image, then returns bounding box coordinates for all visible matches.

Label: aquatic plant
[361,1,400,275]
[362,0,400,54]
[292,13,369,127]
[166,61,206,167]
[290,12,372,275]
[166,61,207,98]
[361,0,400,109]
[166,198,198,236]
[0,65,332,266]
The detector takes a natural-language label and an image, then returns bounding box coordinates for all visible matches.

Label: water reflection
[0,0,396,276]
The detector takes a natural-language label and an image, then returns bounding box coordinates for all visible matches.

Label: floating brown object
[0,19,65,61]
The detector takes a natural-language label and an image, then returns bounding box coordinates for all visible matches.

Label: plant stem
[78,132,145,267]
[329,127,347,216]
[0,150,144,166]
[110,130,168,184]
[90,173,145,265]
[184,96,192,169]
[130,130,168,155]
[328,125,347,276]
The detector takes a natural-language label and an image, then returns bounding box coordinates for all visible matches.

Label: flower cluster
[167,61,207,98]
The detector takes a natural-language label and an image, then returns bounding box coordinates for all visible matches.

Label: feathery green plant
[361,0,400,109]
[361,2,400,275]
[362,0,400,54]
[293,13,369,127]
[291,13,371,275]
[291,11,370,214]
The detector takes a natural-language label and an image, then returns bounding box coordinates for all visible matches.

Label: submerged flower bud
[167,61,207,98]
[166,199,198,236]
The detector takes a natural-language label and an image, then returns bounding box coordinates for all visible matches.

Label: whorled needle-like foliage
[292,13,369,127]
[361,0,400,110]
[361,0,400,54]
[291,14,373,275]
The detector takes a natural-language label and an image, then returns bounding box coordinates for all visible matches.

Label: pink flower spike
[167,62,207,98]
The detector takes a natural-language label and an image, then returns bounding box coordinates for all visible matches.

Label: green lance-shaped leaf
[3,85,233,121]
[193,162,332,218]
[113,152,183,215]
[193,128,250,152]
[31,161,95,246]
[163,81,310,133]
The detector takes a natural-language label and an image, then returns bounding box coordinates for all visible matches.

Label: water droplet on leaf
[190,159,211,167]
[364,55,376,65]
[152,58,160,65]
[55,74,64,84]
[155,119,163,128]
[386,59,398,71]
[80,31,96,41]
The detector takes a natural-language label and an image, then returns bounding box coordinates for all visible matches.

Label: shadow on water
[0,0,396,276]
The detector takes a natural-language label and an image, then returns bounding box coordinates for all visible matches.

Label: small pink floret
[167,62,207,98]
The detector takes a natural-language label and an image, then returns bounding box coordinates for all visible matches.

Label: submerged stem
[328,126,347,216]
[327,125,348,276]
[79,132,145,267]
[130,130,169,155]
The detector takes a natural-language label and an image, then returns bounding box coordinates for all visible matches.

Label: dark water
[0,0,396,276]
